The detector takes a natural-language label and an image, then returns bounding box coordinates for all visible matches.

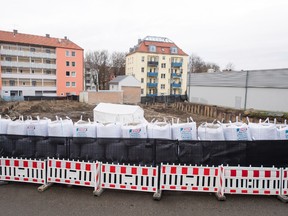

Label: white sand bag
[7,116,27,135]
[171,117,197,140]
[147,119,172,139]
[276,120,288,140]
[121,122,147,138]
[96,122,122,138]
[0,115,12,134]
[73,117,97,138]
[222,118,251,141]
[198,121,225,140]
[248,118,277,140]
[26,116,50,136]
[48,117,73,137]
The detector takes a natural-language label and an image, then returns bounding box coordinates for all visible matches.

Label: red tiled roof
[0,30,83,50]
[128,40,188,56]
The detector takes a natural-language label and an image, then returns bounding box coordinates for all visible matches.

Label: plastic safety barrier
[160,164,222,193]
[47,158,100,188]
[223,166,281,195]
[0,157,46,184]
[99,163,159,193]
[281,168,288,196]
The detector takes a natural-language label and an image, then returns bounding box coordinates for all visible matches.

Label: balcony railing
[171,73,182,78]
[147,82,158,88]
[147,61,159,67]
[171,62,182,68]
[147,72,158,77]
[171,83,181,88]
[1,61,57,69]
[0,49,56,59]
[146,93,157,97]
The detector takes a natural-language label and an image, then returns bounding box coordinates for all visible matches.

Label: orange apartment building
[0,29,84,100]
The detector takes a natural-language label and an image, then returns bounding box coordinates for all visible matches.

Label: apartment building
[0,29,84,99]
[126,36,188,96]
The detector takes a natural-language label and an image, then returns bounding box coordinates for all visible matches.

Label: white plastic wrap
[26,117,50,136]
[96,122,122,138]
[198,121,225,141]
[7,116,27,135]
[121,123,148,138]
[73,118,97,138]
[147,120,172,139]
[248,118,277,140]
[48,117,73,137]
[171,118,197,140]
[222,121,251,141]
[0,115,12,134]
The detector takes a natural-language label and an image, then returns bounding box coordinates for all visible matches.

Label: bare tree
[110,51,126,77]
[224,62,235,71]
[189,54,220,73]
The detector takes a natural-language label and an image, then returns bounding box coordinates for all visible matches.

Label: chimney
[64,36,67,40]
[46,34,50,38]
[13,29,18,35]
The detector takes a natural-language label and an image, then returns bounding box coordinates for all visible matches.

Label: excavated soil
[0,100,214,124]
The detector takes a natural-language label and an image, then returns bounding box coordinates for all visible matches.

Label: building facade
[187,68,288,112]
[0,30,84,100]
[125,36,188,97]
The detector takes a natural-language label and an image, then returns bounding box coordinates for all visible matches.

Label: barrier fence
[0,135,288,202]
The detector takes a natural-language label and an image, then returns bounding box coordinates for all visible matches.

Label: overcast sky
[1,0,288,70]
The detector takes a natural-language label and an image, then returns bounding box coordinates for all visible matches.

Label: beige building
[126,36,188,96]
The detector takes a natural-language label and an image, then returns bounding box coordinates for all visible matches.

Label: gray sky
[1,0,288,70]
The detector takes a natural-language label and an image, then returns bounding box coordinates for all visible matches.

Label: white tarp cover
[93,103,145,124]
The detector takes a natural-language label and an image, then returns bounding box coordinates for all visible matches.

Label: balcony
[171,83,181,88]
[147,82,158,88]
[0,49,56,59]
[171,62,182,68]
[146,93,157,97]
[147,61,159,67]
[171,73,182,78]
[1,61,57,69]
[147,72,158,77]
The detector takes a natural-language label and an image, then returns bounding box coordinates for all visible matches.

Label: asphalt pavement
[0,182,287,216]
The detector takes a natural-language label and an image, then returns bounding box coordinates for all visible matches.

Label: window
[141,78,144,83]
[72,62,76,67]
[149,45,156,52]
[32,81,36,86]
[66,61,70,66]
[141,56,145,62]
[22,82,26,86]
[46,70,51,74]
[46,59,51,64]
[9,80,15,86]
[141,89,144,94]
[20,70,23,73]
[6,68,12,73]
[66,71,70,76]
[170,47,178,54]
[66,82,70,87]
[161,63,166,68]
[161,74,166,79]
[31,59,35,63]
[71,51,76,57]
[162,56,166,60]
[6,57,12,61]
[71,71,76,77]
[66,51,70,56]
[141,67,144,72]
[161,84,165,89]
[30,47,36,52]
[31,70,35,74]
[46,49,50,53]
[71,82,76,87]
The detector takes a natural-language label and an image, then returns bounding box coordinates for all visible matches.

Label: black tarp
[0,135,288,167]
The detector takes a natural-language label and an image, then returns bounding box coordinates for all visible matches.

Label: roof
[109,75,129,84]
[127,36,188,56]
[0,30,83,50]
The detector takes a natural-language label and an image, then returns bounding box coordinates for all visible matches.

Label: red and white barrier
[160,164,221,193]
[281,168,288,196]
[0,157,46,184]
[47,158,100,188]
[223,166,281,195]
[99,163,159,193]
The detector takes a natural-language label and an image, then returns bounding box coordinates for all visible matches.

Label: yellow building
[126,36,188,96]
